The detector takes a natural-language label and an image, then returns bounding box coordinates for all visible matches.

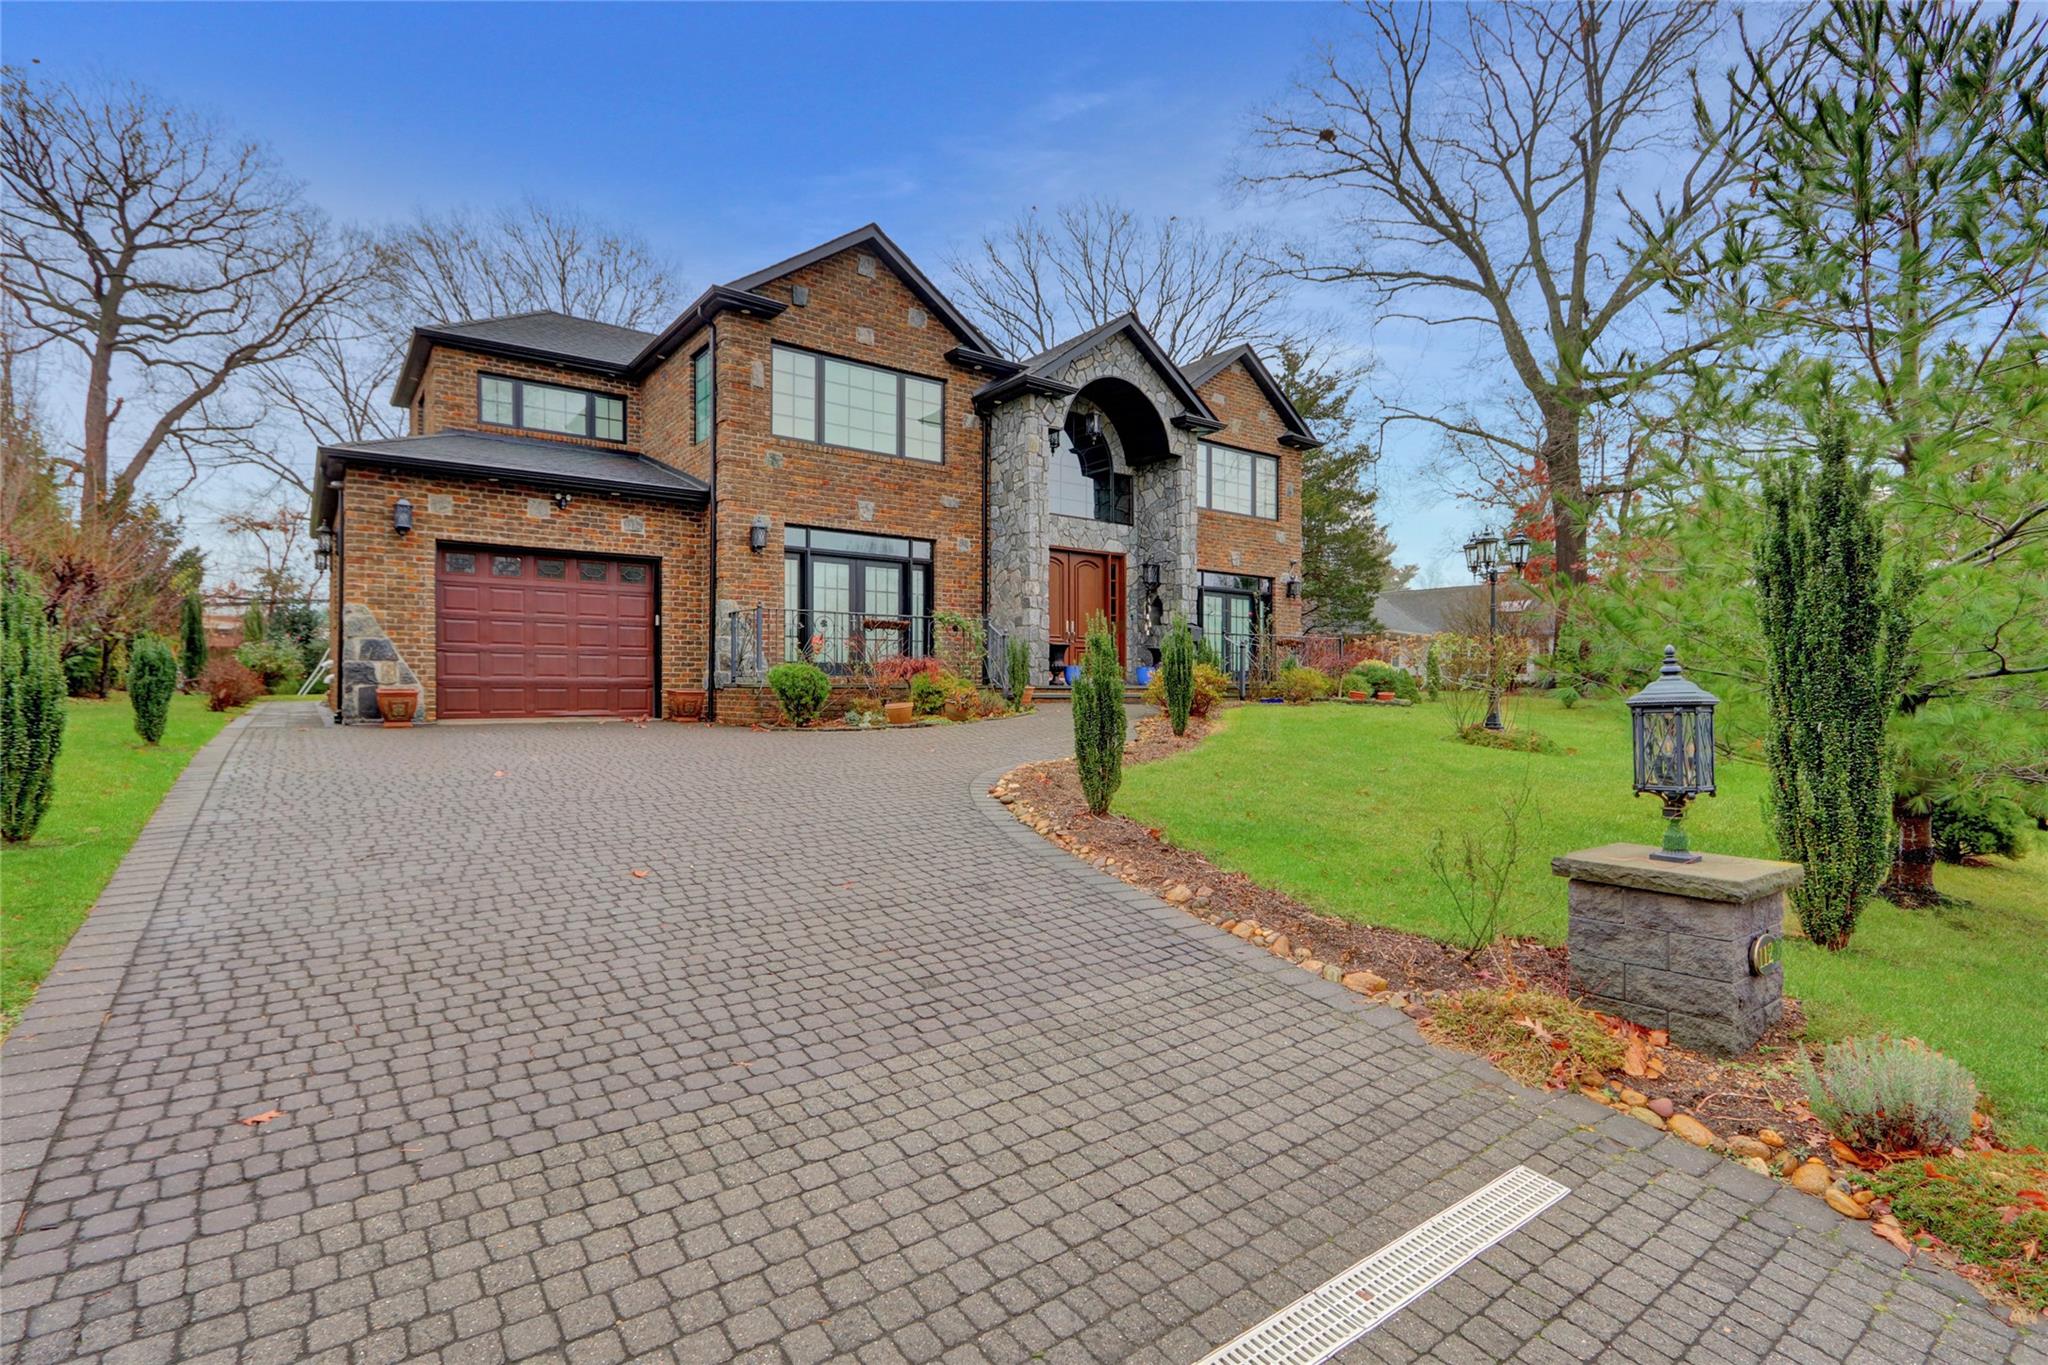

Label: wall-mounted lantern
[1046,423,1062,453]
[314,522,333,572]
[392,499,413,535]
[1284,573,1301,599]
[552,492,574,511]
[1141,561,1162,589]
[1627,645,1719,863]
[749,521,769,552]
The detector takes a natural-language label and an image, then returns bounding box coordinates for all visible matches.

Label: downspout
[703,320,720,723]
[979,402,990,667]
[330,465,345,723]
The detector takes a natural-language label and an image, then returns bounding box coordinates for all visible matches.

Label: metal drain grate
[1193,1165,1569,1365]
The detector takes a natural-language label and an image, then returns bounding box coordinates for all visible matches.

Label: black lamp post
[1462,528,1531,730]
[1627,645,1719,862]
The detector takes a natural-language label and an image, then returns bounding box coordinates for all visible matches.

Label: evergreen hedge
[127,634,177,745]
[1073,614,1127,814]
[2,560,67,843]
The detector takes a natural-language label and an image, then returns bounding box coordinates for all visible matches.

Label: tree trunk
[1882,796,1939,905]
[81,336,115,527]
[1539,398,1588,585]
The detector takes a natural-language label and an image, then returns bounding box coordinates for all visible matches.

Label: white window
[771,344,943,462]
[1199,442,1279,519]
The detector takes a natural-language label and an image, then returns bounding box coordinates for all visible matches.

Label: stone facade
[1555,844,1802,1055]
[334,604,423,723]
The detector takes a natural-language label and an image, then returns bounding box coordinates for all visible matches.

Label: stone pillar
[985,393,1056,675]
[339,603,423,724]
[1552,843,1803,1055]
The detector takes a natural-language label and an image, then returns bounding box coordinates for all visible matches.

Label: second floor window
[480,374,626,443]
[771,344,943,462]
[1199,442,1279,519]
[691,347,713,443]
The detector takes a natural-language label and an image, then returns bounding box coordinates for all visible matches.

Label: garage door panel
[437,546,656,719]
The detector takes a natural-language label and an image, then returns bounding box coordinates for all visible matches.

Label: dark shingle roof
[1182,344,1322,449]
[1373,584,1548,636]
[421,311,657,367]
[313,431,705,525]
[979,313,1220,428]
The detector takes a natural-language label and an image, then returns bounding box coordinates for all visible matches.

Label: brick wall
[330,466,708,721]
[1193,360,1304,637]
[704,247,988,706]
[414,347,643,452]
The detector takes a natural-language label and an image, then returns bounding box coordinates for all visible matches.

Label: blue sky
[8,1,1487,583]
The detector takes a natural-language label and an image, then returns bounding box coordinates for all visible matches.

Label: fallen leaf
[1647,1029,1669,1047]
[631,869,649,879]
[492,769,506,778]
[239,1110,283,1127]
[1923,1162,1955,1181]
[1623,1036,1648,1078]
[1871,1223,1914,1257]
[1999,1206,2023,1226]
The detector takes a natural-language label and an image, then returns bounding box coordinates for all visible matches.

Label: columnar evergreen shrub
[766,661,831,726]
[1798,1037,1977,1153]
[2,561,68,843]
[241,601,265,644]
[1160,613,1195,735]
[1423,639,1443,699]
[1072,614,1126,814]
[1755,421,1916,950]
[179,592,208,682]
[126,635,177,744]
[1006,636,1031,703]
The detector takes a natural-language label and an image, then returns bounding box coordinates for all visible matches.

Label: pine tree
[1072,614,1127,815]
[1755,421,1916,951]
[2,559,68,843]
[1160,613,1195,736]
[127,634,177,744]
[179,592,208,682]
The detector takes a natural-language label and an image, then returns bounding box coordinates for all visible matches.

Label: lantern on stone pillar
[1627,645,1719,862]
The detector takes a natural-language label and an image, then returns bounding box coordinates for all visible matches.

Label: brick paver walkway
[2,702,2039,1364]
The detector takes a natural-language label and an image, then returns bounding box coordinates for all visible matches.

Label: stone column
[985,393,1056,674]
[1552,843,1803,1055]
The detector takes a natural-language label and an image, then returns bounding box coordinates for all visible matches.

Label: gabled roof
[981,313,1222,431]
[1373,584,1546,637]
[724,223,998,355]
[313,431,707,526]
[1183,344,1323,449]
[391,311,658,407]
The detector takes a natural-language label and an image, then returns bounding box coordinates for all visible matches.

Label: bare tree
[1250,1,1791,584]
[217,495,320,605]
[378,198,682,329]
[949,199,1303,363]
[1,73,373,523]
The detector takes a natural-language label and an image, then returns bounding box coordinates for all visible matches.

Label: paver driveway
[2,703,2040,1365]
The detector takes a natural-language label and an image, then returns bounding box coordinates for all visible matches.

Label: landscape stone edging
[972,762,1997,1305]
[0,710,256,1250]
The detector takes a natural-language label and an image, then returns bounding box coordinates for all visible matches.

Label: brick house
[314,225,1319,724]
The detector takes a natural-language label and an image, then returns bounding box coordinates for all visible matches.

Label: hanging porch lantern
[1627,645,1718,863]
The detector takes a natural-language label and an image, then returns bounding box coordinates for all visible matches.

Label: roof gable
[1001,313,1220,429]
[1184,345,1322,449]
[391,311,658,407]
[724,223,997,355]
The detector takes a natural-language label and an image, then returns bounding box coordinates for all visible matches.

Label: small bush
[62,651,100,697]
[1455,724,1561,755]
[1341,661,1418,701]
[1931,793,2028,863]
[3,561,68,843]
[1072,615,1126,815]
[1278,663,1334,703]
[1861,1150,2048,1308]
[200,657,263,712]
[126,635,178,744]
[843,696,885,729]
[1423,989,1624,1089]
[1160,614,1195,735]
[766,661,832,726]
[1006,636,1031,703]
[874,654,943,687]
[1555,685,1581,709]
[1423,639,1443,699]
[1143,661,1228,719]
[236,639,304,693]
[908,671,949,716]
[1798,1036,1977,1154]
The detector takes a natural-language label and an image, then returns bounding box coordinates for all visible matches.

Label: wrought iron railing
[725,608,1014,694]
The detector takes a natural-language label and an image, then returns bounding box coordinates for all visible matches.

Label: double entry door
[1047,549,1124,665]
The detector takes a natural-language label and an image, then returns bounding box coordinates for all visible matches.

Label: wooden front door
[1048,549,1124,663]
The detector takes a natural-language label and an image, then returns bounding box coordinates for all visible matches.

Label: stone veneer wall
[336,604,423,723]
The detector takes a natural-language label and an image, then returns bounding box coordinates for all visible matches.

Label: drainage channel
[1193,1165,1570,1365]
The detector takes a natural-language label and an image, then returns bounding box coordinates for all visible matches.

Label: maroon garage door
[435,546,656,719]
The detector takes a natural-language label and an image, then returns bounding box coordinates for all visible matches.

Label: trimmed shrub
[1006,636,1031,703]
[1160,613,1195,735]
[766,661,832,726]
[179,593,208,682]
[1072,615,1126,814]
[909,671,949,716]
[1143,662,1227,719]
[1555,685,1581,709]
[1423,639,1443,699]
[1279,664,1334,703]
[127,635,177,744]
[3,561,68,843]
[1931,793,2027,863]
[1799,1036,1977,1154]
[1342,661,1418,701]
[236,639,304,693]
[62,651,99,697]
[199,657,263,712]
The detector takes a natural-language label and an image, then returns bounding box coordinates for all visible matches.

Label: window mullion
[895,375,906,458]
[812,354,826,443]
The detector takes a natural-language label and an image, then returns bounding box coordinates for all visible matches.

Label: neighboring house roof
[313,431,708,526]
[978,313,1223,431]
[725,223,998,355]
[1372,584,1548,637]
[1183,344,1322,450]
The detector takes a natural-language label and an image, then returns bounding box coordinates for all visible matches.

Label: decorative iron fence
[725,608,1012,693]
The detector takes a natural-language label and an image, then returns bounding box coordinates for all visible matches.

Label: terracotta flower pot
[1018,686,1034,709]
[666,687,705,721]
[884,700,914,726]
[942,698,971,723]
[375,686,419,727]
[1348,690,1368,701]
[1375,691,1396,701]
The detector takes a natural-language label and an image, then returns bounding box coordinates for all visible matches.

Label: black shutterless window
[770,344,943,462]
[479,374,625,443]
[1198,442,1279,519]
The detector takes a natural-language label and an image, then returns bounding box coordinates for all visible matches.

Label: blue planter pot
[1258,696,1285,704]
[1063,664,1081,685]
[1134,666,1154,686]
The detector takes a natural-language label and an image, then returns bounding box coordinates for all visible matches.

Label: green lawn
[1118,697,2048,1144]
[1,695,235,1037]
